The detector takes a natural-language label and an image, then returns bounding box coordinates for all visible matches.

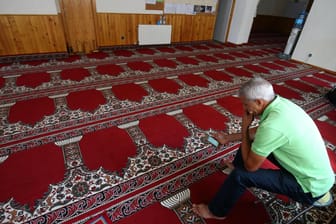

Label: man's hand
[212,131,242,145]
[242,110,254,130]
[212,131,230,145]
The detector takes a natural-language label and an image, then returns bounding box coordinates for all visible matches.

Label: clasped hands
[211,110,255,145]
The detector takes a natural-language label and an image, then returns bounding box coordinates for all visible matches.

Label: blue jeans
[208,147,321,217]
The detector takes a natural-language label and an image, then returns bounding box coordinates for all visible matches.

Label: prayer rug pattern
[0,37,335,224]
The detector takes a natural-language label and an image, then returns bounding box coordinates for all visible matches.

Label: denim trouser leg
[208,147,317,217]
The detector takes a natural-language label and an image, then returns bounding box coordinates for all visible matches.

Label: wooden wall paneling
[166,14,181,42]
[0,15,67,56]
[181,15,193,42]
[92,0,99,51]
[192,15,202,41]
[1,9,217,56]
[0,16,21,55]
[96,13,113,46]
[202,15,216,40]
[96,13,216,47]
[60,0,97,53]
[166,14,216,43]
[96,13,160,46]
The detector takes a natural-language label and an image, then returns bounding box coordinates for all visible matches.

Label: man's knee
[230,168,255,187]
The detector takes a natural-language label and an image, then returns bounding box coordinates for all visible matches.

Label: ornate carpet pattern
[0,35,335,223]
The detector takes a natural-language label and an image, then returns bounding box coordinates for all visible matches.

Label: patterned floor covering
[0,34,335,223]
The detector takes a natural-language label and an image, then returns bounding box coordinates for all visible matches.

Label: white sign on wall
[96,0,162,14]
[0,0,58,15]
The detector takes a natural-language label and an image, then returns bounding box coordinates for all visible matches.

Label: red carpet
[16,72,51,88]
[284,79,319,93]
[148,78,181,94]
[190,171,270,224]
[315,120,336,145]
[203,70,233,82]
[0,76,4,88]
[153,59,177,68]
[314,72,336,83]
[179,73,209,87]
[116,171,270,224]
[273,84,304,100]
[61,67,91,81]
[213,53,235,60]
[315,119,336,172]
[207,43,224,49]
[243,50,267,57]
[183,104,228,131]
[244,64,270,74]
[112,83,148,102]
[0,143,64,210]
[139,114,189,149]
[175,45,194,51]
[176,56,200,65]
[217,96,244,117]
[259,62,285,71]
[8,96,55,125]
[116,201,181,224]
[87,52,109,59]
[96,64,124,76]
[230,51,250,59]
[300,76,332,88]
[113,49,133,57]
[225,67,253,78]
[66,89,106,112]
[85,213,113,224]
[127,61,152,72]
[136,48,156,55]
[193,44,210,50]
[1,37,335,224]
[156,46,175,53]
[325,110,336,121]
[22,59,49,66]
[57,55,81,63]
[196,54,219,63]
[274,59,298,68]
[80,126,137,174]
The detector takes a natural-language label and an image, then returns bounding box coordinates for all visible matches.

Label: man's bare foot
[224,161,235,170]
[192,204,226,220]
[222,161,235,175]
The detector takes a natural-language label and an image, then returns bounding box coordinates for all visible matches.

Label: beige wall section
[0,15,67,56]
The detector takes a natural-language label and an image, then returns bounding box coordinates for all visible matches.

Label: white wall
[292,0,336,72]
[96,0,162,14]
[0,0,58,15]
[227,0,259,44]
[213,0,233,43]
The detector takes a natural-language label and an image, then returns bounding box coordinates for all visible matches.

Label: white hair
[238,77,275,101]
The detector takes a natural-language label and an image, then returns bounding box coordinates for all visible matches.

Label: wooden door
[59,0,97,53]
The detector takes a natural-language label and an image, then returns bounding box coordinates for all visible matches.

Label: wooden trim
[91,0,98,51]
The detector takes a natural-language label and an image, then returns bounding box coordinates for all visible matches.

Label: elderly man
[193,77,334,219]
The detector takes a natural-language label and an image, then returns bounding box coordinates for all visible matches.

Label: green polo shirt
[252,96,334,197]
